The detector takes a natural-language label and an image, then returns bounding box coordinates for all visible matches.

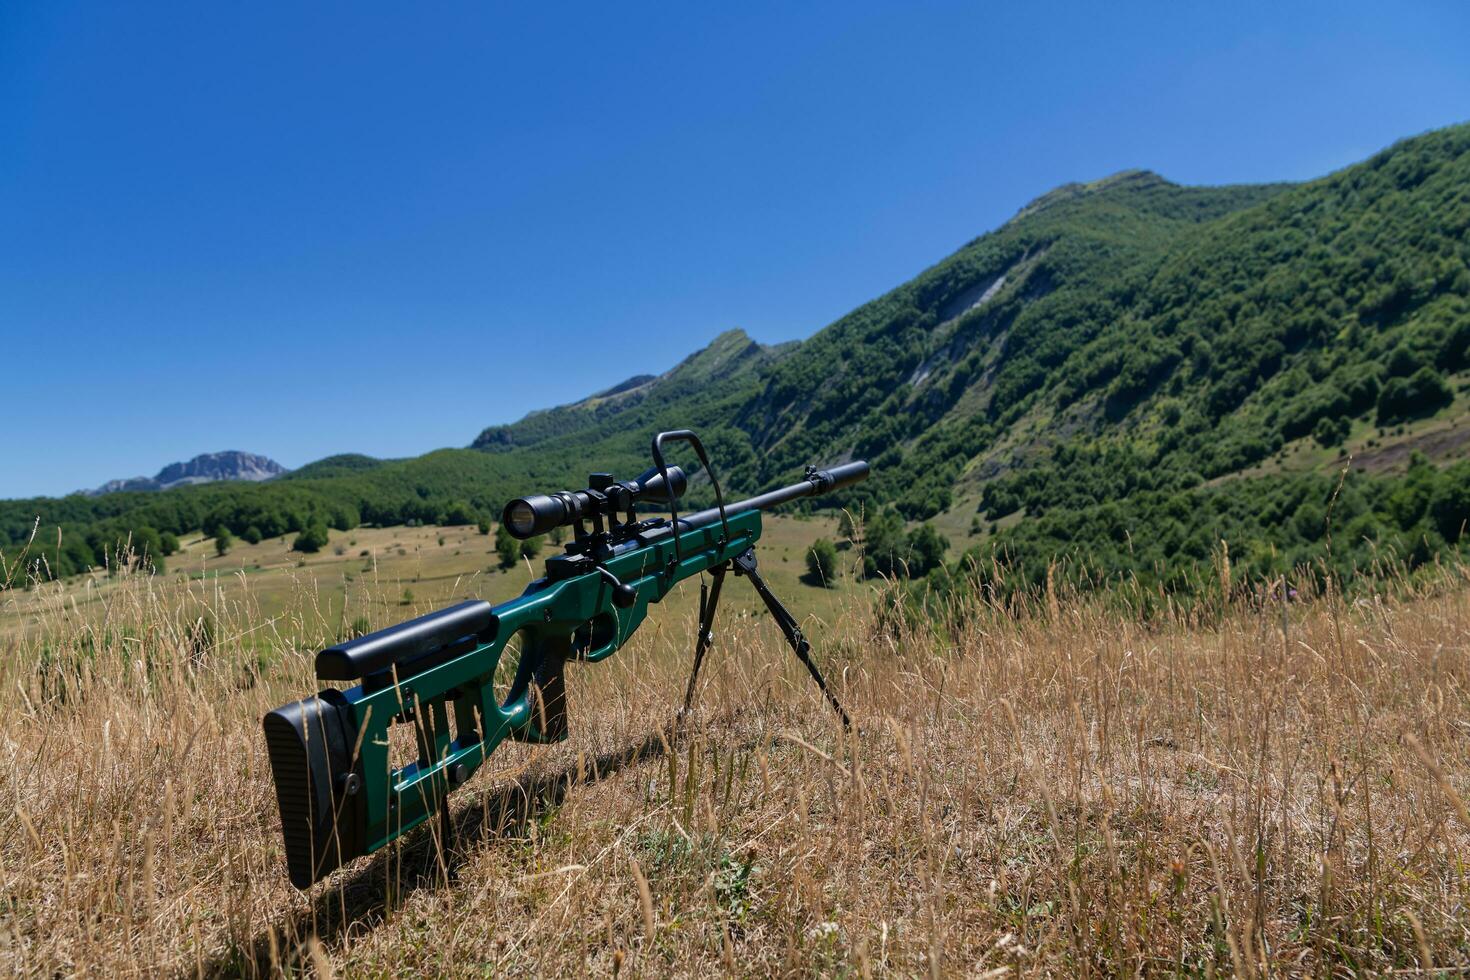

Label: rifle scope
[502,465,688,539]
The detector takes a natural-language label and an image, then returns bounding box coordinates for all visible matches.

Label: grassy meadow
[0,515,858,655]
[2,519,1470,975]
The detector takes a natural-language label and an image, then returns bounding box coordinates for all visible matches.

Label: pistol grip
[529,635,570,742]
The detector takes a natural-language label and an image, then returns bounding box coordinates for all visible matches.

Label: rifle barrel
[675,460,869,531]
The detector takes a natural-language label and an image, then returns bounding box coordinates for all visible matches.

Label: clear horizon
[4,1,1469,498]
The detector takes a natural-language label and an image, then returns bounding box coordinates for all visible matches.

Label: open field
[0,514,859,651]
[3,541,1470,975]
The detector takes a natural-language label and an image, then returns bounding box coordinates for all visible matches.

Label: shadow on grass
[199,717,712,978]
[798,570,838,589]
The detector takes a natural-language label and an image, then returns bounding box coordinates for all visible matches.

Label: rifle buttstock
[262,691,365,889]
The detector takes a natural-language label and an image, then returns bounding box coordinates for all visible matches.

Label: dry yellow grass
[2,548,1470,976]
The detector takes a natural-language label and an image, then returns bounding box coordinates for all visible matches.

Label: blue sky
[2,2,1468,498]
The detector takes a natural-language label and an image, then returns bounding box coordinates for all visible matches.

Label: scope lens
[506,501,538,537]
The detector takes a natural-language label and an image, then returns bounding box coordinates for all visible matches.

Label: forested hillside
[471,328,794,454]
[5,123,1470,595]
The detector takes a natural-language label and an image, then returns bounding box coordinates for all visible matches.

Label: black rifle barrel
[673,460,869,531]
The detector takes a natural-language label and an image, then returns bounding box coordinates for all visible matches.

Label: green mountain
[6,122,1470,594]
[471,327,796,465]
[280,454,391,481]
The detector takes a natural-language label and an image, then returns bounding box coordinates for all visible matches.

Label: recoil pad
[262,691,364,888]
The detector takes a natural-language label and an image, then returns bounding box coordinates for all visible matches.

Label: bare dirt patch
[1350,419,1470,472]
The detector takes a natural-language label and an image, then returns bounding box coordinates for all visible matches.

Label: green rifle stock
[263,430,868,888]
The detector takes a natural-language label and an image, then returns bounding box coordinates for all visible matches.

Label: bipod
[435,798,454,881]
[680,562,727,716]
[678,547,851,728]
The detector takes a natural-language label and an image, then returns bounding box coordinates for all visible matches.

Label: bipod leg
[732,548,851,728]
[680,563,727,718]
[436,798,454,876]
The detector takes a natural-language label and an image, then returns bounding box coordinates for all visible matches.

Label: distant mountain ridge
[472,328,794,452]
[84,451,287,496]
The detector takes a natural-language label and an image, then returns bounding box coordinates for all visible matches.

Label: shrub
[495,525,519,568]
[862,510,907,578]
[292,524,330,553]
[905,523,950,577]
[444,500,478,526]
[1385,344,1427,377]
[1376,367,1453,424]
[1312,415,1350,448]
[1430,470,1470,541]
[805,538,839,586]
[215,529,233,557]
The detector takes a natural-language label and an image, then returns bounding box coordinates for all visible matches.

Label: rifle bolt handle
[597,566,638,608]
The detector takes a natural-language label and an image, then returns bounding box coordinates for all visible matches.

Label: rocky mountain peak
[84,451,287,496]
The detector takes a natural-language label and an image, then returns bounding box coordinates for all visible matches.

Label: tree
[477,519,491,535]
[862,509,907,578]
[242,525,263,545]
[1312,415,1349,448]
[982,484,1023,519]
[159,531,179,556]
[215,528,233,557]
[293,523,330,553]
[1430,466,1470,541]
[805,538,839,586]
[128,525,163,566]
[905,523,949,576]
[1293,500,1327,542]
[549,525,566,546]
[520,535,542,560]
[445,500,478,526]
[495,524,519,568]
[1386,344,1427,377]
[1377,367,1453,424]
